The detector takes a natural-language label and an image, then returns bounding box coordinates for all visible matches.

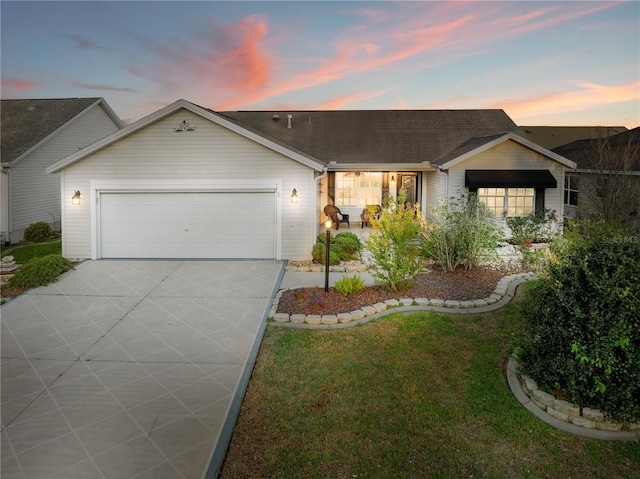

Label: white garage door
[99,192,276,259]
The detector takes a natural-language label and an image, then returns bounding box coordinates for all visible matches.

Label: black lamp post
[324,219,332,292]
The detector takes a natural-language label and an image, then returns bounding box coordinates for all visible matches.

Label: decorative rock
[384,299,400,307]
[290,314,306,324]
[494,287,507,296]
[321,315,338,325]
[305,315,322,325]
[399,298,413,306]
[485,296,499,305]
[472,299,489,307]
[459,300,475,309]
[350,309,365,320]
[553,400,580,418]
[430,299,445,307]
[546,407,569,422]
[444,300,460,308]
[372,302,387,313]
[273,313,289,323]
[532,389,555,408]
[582,407,605,422]
[361,306,376,317]
[522,376,538,396]
[597,421,623,432]
[571,416,597,429]
[337,313,354,323]
[414,298,430,306]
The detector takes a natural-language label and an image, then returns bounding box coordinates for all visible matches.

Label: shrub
[421,191,502,271]
[23,222,52,243]
[8,254,74,288]
[506,209,558,244]
[334,274,365,297]
[311,231,362,265]
[366,199,424,292]
[516,220,640,422]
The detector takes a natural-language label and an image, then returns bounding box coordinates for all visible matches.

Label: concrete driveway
[1,260,284,479]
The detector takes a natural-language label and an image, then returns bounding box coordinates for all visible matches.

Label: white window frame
[477,187,535,217]
[335,172,382,207]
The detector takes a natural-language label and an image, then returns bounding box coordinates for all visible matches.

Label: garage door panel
[100,192,276,259]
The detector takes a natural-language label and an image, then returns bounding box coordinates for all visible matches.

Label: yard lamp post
[324,219,332,293]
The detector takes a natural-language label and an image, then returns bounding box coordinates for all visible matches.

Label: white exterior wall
[60,109,316,260]
[424,170,448,218]
[9,104,120,242]
[446,140,565,218]
[1,170,8,244]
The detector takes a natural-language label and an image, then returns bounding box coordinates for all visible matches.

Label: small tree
[421,191,502,271]
[366,200,424,293]
[572,128,640,232]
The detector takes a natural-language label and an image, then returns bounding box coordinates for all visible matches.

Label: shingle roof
[518,126,628,150]
[1,98,103,163]
[220,110,519,165]
[552,127,640,171]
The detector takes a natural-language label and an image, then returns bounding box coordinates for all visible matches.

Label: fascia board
[12,98,117,168]
[437,133,577,170]
[47,99,325,174]
[328,163,435,171]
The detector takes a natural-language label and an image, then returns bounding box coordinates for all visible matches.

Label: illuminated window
[564,174,579,206]
[478,187,535,217]
[335,172,382,207]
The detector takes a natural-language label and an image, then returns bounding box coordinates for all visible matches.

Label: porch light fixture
[71,191,81,205]
[324,219,332,292]
[291,188,298,203]
[390,175,396,186]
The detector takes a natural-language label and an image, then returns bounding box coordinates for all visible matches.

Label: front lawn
[1,240,62,264]
[220,291,640,478]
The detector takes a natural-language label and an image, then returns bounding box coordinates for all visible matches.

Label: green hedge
[516,222,640,422]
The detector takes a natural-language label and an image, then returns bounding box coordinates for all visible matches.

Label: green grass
[1,240,62,264]
[220,292,640,479]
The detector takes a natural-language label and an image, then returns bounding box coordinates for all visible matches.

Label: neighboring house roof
[552,127,640,172]
[433,131,576,169]
[46,99,326,174]
[1,97,123,166]
[517,126,628,150]
[220,109,520,168]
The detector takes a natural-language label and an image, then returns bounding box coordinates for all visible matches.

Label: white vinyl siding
[60,109,315,260]
[9,104,120,241]
[424,170,447,218]
[447,140,564,218]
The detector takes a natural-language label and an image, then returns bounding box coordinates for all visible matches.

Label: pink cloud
[493,81,640,118]
[0,77,41,92]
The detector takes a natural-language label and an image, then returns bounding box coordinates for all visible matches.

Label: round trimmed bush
[23,222,52,243]
[517,222,640,422]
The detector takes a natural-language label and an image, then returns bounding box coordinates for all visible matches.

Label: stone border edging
[268,272,537,328]
[507,357,640,441]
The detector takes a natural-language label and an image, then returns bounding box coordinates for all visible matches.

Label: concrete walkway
[1,260,284,479]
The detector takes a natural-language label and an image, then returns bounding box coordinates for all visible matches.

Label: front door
[398,174,417,207]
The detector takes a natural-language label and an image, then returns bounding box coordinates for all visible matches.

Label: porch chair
[323,205,350,230]
[360,205,381,228]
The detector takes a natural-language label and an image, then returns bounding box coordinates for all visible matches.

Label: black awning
[465,170,557,189]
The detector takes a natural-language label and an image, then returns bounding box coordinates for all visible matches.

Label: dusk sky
[1,1,638,127]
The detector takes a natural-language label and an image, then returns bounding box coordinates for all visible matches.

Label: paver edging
[268,272,537,328]
[507,356,640,441]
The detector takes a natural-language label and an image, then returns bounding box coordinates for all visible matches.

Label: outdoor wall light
[71,191,81,205]
[291,188,298,203]
[390,175,396,186]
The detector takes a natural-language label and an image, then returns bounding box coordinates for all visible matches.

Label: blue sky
[2,1,638,127]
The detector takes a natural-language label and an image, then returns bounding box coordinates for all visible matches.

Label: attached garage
[99,190,277,259]
[46,100,326,261]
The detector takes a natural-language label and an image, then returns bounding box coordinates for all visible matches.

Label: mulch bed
[277,266,520,316]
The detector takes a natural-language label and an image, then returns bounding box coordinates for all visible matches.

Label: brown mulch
[277,266,521,316]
